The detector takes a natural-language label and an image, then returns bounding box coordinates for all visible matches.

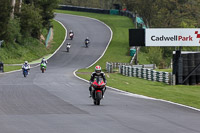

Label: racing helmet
[25,61,28,64]
[95,65,101,75]
[42,58,45,62]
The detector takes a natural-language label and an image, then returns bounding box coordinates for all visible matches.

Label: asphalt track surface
[0,13,200,133]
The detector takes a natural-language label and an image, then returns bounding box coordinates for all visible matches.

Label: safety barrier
[58,5,144,25]
[59,5,110,14]
[106,62,171,84]
[106,62,156,73]
[45,28,52,47]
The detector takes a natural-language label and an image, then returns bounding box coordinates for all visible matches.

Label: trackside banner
[146,29,200,46]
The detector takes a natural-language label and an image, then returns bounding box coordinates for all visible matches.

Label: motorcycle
[66,45,71,52]
[85,40,89,48]
[69,33,74,40]
[91,77,106,105]
[22,66,29,77]
[40,63,46,73]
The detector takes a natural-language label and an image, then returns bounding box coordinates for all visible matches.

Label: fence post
[110,63,113,73]
[125,66,129,76]
[119,64,121,74]
[129,66,132,77]
[138,68,142,78]
[106,62,109,72]
[122,65,125,75]
[0,61,4,72]
[143,68,147,79]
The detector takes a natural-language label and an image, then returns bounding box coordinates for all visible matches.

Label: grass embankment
[56,10,200,109]
[0,20,65,72]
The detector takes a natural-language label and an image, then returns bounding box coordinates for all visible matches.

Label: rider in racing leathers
[22,61,30,73]
[41,58,48,64]
[89,65,107,97]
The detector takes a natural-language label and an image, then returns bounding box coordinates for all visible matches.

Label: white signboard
[145,28,200,46]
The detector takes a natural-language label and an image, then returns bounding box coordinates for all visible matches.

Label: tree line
[0,0,59,44]
[121,0,200,68]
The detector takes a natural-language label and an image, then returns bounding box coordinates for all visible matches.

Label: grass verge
[0,20,65,72]
[57,10,200,109]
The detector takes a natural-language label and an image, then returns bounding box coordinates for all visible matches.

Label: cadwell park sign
[129,28,200,85]
[129,29,200,47]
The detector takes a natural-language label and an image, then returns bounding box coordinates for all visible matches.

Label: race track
[0,13,199,133]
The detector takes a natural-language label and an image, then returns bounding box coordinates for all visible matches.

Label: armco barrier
[59,5,110,14]
[58,5,145,28]
[106,62,171,84]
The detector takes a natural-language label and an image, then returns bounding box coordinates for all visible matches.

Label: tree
[147,47,163,68]
[34,0,59,28]
[0,0,12,42]
[7,18,21,43]
[122,0,200,28]
[20,4,43,39]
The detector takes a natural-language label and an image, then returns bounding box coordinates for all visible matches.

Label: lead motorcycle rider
[89,65,107,98]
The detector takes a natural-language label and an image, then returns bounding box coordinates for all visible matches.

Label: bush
[147,47,163,68]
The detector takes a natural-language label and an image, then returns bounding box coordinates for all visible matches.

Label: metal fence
[59,5,110,14]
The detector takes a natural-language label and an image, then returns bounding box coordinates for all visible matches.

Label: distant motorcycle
[22,66,29,77]
[66,44,71,52]
[91,77,106,105]
[40,63,46,73]
[69,33,74,40]
[85,40,90,48]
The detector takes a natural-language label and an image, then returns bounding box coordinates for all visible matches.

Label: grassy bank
[56,10,200,109]
[0,20,65,72]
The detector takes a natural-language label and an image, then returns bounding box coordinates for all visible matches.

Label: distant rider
[22,61,30,72]
[66,42,71,50]
[89,65,107,97]
[69,30,74,39]
[41,58,48,64]
[66,42,71,47]
[85,37,90,44]
[69,30,74,35]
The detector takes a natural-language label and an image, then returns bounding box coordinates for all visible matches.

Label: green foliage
[7,18,22,43]
[146,47,163,67]
[0,0,12,42]
[35,0,60,28]
[122,0,200,67]
[122,0,200,28]
[0,20,65,64]
[20,4,43,39]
